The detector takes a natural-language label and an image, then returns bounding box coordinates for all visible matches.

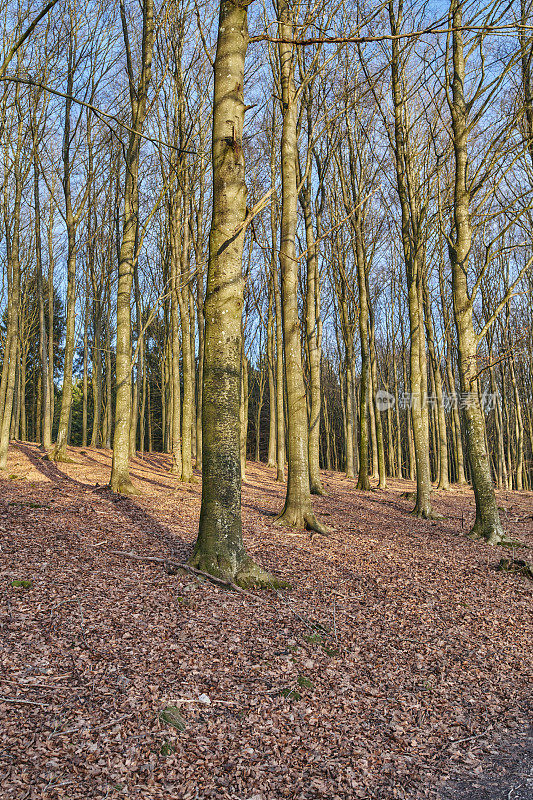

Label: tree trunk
[423,283,449,489]
[52,46,78,463]
[389,0,435,517]
[110,0,154,493]
[240,345,248,479]
[82,291,89,448]
[266,280,277,467]
[368,279,386,488]
[32,137,51,450]
[179,187,194,482]
[447,0,505,543]
[0,95,23,469]
[300,176,324,495]
[191,0,280,587]
[275,0,325,533]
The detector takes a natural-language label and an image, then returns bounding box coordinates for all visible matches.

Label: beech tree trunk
[0,90,23,469]
[447,0,505,543]
[275,0,325,533]
[110,0,154,493]
[191,0,281,587]
[389,0,435,517]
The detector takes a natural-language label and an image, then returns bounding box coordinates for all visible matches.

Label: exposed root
[465,529,484,541]
[496,558,533,579]
[410,504,444,520]
[304,511,329,536]
[466,521,509,546]
[275,507,329,536]
[356,474,371,490]
[310,482,325,496]
[189,550,288,590]
[181,475,199,485]
[110,478,141,496]
[234,557,290,590]
[43,449,76,464]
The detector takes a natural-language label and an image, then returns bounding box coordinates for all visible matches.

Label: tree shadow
[129,471,178,491]
[132,453,172,471]
[101,489,191,561]
[242,501,278,517]
[13,442,94,489]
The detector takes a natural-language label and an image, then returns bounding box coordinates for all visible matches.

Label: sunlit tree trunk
[0,86,23,469]
[32,123,51,450]
[300,173,324,495]
[191,0,280,587]
[82,290,89,447]
[368,278,386,488]
[179,185,195,482]
[389,0,435,517]
[447,0,505,543]
[266,279,277,467]
[423,282,449,489]
[110,0,154,493]
[269,108,285,482]
[275,0,325,533]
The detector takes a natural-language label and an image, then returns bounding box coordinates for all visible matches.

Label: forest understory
[0,442,531,800]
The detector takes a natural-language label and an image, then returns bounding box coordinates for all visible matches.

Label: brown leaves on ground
[0,442,531,800]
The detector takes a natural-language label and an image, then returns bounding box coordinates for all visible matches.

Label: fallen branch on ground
[0,697,48,708]
[103,549,247,593]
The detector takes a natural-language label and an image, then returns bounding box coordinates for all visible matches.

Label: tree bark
[275,0,325,533]
[447,0,505,543]
[190,0,281,587]
[110,0,154,493]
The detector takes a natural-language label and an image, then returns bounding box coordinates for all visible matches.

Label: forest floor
[0,442,531,800]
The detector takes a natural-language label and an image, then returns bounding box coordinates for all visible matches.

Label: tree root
[181,475,199,485]
[106,549,288,591]
[188,550,288,590]
[43,449,76,464]
[275,508,328,536]
[465,525,510,546]
[410,505,444,520]
[233,557,290,590]
[109,478,141,496]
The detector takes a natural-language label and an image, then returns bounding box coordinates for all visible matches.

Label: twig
[0,679,80,691]
[49,713,133,738]
[77,599,89,647]
[332,599,338,647]
[274,589,327,636]
[0,696,48,708]
[431,726,493,760]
